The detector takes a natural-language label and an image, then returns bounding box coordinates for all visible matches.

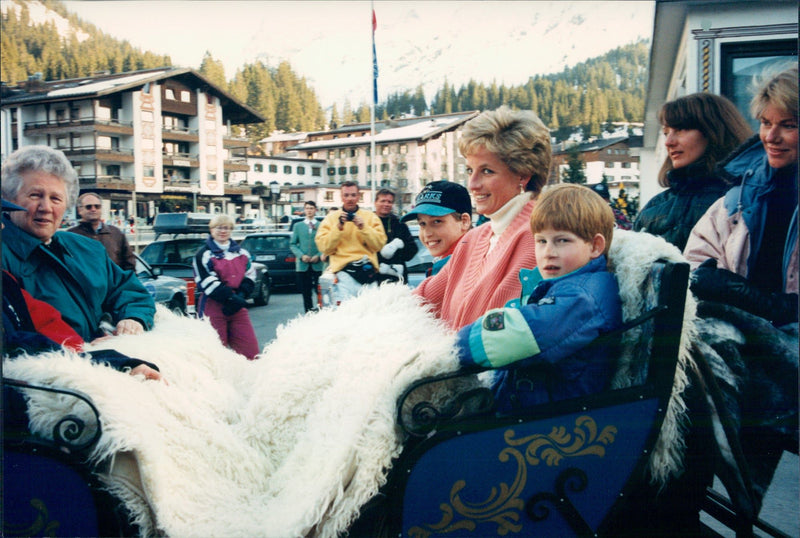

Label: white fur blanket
[5,284,460,537]
[4,230,696,536]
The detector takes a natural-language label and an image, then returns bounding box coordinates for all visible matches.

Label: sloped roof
[289,111,480,151]
[1,66,264,124]
[554,135,636,155]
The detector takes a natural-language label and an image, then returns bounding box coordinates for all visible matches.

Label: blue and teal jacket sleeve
[456,257,621,370]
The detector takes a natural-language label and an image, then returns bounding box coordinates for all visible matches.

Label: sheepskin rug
[606,229,698,484]
[4,283,461,538]
[4,229,697,536]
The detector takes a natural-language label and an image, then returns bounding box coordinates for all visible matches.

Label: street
[247,290,798,536]
[248,287,307,349]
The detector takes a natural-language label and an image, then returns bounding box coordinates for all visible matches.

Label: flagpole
[370,1,377,207]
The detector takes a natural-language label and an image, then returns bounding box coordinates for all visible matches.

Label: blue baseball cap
[2,199,26,212]
[401,181,472,222]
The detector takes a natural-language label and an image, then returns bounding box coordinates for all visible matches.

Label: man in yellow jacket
[315,181,387,303]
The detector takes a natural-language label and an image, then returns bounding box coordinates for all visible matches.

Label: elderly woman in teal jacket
[1,146,155,341]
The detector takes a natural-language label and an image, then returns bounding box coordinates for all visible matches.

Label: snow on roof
[290,114,474,150]
[46,70,172,98]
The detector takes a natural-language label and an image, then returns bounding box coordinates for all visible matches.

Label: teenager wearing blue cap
[401,181,472,276]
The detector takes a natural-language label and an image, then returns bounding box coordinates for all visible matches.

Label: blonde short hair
[750,64,798,120]
[209,214,235,230]
[530,183,615,257]
[458,106,552,195]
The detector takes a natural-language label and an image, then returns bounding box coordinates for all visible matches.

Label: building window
[311,167,321,177]
[56,136,68,148]
[400,144,407,154]
[381,145,389,156]
[349,166,358,174]
[254,164,264,172]
[328,167,336,176]
[325,192,334,201]
[328,150,335,159]
[180,90,191,102]
[338,166,347,175]
[208,173,217,181]
[350,148,356,157]
[339,149,346,158]
[441,164,448,173]
[621,162,631,169]
[269,164,278,173]
[297,166,306,175]
[143,166,155,177]
[721,39,797,130]
[283,165,292,174]
[605,162,615,168]
[165,88,176,100]
[380,163,390,172]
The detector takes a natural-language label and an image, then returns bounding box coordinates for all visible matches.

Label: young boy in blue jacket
[456,183,623,413]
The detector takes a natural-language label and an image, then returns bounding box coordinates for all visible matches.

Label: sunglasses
[83,204,101,210]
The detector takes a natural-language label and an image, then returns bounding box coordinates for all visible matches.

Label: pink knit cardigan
[415,200,538,330]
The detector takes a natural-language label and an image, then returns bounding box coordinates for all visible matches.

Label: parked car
[141,214,271,308]
[134,253,189,316]
[240,232,297,290]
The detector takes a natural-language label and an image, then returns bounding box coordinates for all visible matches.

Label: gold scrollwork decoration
[408,415,616,536]
[3,498,60,537]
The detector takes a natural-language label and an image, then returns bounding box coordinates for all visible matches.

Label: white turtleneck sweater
[486,192,535,253]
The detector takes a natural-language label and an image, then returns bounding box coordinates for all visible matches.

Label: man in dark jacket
[68,192,136,271]
[374,188,418,283]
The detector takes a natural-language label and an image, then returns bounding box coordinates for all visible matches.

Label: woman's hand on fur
[130,364,167,383]
[116,319,144,335]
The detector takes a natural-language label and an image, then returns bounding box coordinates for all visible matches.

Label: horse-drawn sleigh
[3,231,797,537]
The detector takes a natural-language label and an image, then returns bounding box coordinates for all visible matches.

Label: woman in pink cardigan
[415,106,552,329]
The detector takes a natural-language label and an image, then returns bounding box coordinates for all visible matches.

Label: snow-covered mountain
[12,0,653,108]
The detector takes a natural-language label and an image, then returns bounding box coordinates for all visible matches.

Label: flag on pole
[372,9,378,105]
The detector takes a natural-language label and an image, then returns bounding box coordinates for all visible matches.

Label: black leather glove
[691,258,798,325]
[222,294,248,316]
[238,278,255,298]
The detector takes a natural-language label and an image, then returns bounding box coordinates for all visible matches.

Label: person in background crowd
[634,92,752,250]
[1,145,155,341]
[401,181,472,277]
[685,66,798,327]
[68,192,137,271]
[193,214,260,360]
[315,181,387,303]
[414,106,552,329]
[290,201,324,313]
[374,188,418,283]
[590,182,632,230]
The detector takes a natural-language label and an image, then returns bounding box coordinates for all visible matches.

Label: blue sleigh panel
[398,399,662,537]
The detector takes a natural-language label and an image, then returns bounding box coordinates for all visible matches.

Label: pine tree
[199,51,227,91]
[561,147,586,184]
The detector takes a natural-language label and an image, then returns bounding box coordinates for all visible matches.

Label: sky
[61,1,655,110]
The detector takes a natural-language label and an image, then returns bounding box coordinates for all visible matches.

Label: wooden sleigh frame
[2,380,136,537]
[375,260,691,537]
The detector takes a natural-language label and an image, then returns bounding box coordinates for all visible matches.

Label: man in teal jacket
[2,145,154,341]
